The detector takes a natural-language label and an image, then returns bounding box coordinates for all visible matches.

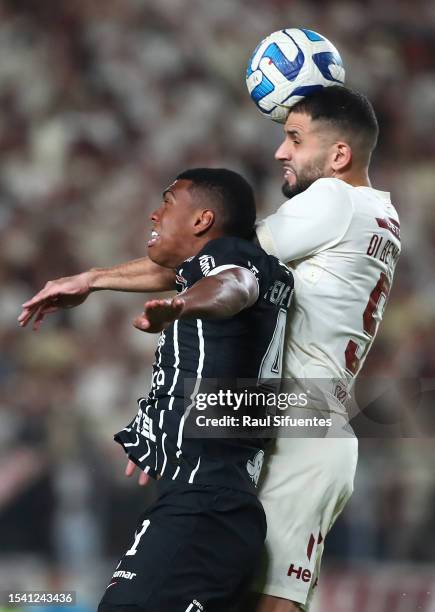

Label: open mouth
[148,229,160,247]
[283,167,296,183]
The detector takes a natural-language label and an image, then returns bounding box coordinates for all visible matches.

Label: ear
[193,209,215,235]
[330,141,352,172]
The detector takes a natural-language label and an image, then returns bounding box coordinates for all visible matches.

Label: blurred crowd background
[1,0,435,610]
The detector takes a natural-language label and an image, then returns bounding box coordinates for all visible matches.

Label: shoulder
[279,178,353,214]
[196,236,271,264]
[195,236,292,290]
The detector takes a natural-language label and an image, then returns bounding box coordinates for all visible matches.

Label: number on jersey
[345,271,391,376]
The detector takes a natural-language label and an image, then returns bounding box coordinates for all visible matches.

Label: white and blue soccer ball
[246,28,345,124]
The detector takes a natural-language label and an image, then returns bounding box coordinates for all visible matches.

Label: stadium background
[1,0,435,610]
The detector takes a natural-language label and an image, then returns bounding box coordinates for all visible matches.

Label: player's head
[148,168,256,267]
[275,85,379,198]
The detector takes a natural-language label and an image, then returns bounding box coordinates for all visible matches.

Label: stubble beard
[281,156,327,199]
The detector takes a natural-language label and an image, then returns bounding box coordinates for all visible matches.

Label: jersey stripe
[207,263,243,275]
[168,320,180,395]
[160,432,168,476]
[188,456,201,483]
[159,410,165,429]
[138,440,150,461]
[124,433,139,448]
[149,330,166,403]
[176,319,205,450]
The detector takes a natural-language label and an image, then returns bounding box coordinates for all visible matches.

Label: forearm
[89,257,176,293]
[179,272,254,320]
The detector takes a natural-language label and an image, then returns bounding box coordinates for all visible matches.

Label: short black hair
[291,85,379,159]
[175,168,256,240]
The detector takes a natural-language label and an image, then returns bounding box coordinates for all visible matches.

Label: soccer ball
[246,28,345,124]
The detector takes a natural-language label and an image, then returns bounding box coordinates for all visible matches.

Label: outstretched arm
[133,267,259,333]
[18,257,176,331]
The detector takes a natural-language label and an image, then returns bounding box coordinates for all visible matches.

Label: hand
[133,297,185,333]
[17,272,93,331]
[125,459,150,486]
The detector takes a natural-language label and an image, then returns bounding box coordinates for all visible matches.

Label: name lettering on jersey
[199,254,216,276]
[133,407,156,442]
[265,280,293,308]
[366,234,400,276]
[376,216,401,241]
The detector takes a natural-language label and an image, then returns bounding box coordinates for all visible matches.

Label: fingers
[171,297,185,313]
[21,286,59,309]
[132,314,150,331]
[133,297,183,334]
[17,306,38,327]
[138,472,150,486]
[21,274,90,313]
[143,298,183,314]
[32,304,59,331]
[144,299,170,311]
[125,459,136,477]
[125,459,150,486]
[18,293,60,328]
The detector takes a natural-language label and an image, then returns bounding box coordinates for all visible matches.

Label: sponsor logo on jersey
[247,260,260,279]
[175,267,188,290]
[185,600,203,612]
[132,407,156,442]
[246,449,264,486]
[376,217,401,241]
[199,254,216,276]
[287,564,312,582]
[112,570,137,580]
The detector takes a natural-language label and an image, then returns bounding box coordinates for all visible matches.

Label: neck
[334,167,371,188]
[177,232,224,266]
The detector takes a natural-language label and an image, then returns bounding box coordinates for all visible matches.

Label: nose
[275,139,291,161]
[150,206,162,223]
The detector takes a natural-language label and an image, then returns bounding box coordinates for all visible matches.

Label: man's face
[275,111,334,199]
[148,179,198,268]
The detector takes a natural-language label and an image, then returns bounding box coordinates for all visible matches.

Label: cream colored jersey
[257,177,400,400]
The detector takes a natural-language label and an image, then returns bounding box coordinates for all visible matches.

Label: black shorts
[98,479,266,612]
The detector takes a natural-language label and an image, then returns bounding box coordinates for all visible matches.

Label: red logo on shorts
[287,531,323,582]
[287,564,312,582]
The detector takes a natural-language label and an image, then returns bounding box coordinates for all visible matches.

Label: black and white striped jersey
[115,236,294,494]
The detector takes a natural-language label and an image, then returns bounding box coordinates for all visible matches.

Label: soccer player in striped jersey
[23,167,294,612]
[19,86,400,612]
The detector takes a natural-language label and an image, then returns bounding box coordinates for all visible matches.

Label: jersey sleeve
[256,178,354,263]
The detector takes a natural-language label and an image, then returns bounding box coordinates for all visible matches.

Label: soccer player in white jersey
[19,86,400,612]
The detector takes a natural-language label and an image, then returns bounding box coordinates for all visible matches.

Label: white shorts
[256,425,358,610]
